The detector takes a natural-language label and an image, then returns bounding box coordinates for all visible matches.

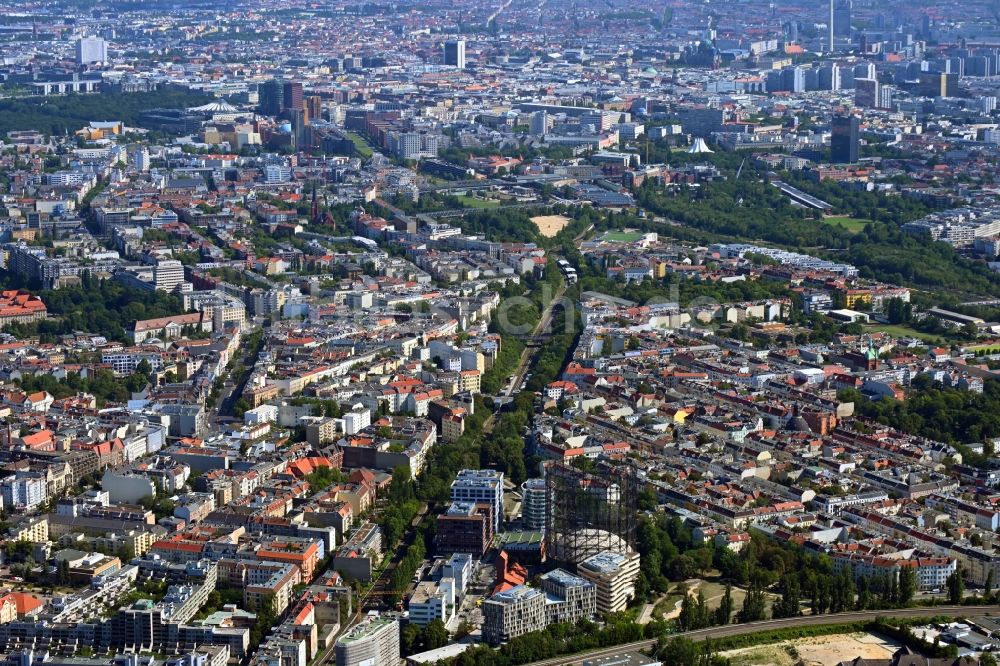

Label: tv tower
[829,0,835,53]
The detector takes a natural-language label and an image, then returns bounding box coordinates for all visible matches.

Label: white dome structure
[189,100,239,114]
[688,137,714,154]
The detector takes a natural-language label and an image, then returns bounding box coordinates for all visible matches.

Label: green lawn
[601,231,645,242]
[865,324,941,344]
[822,216,870,233]
[454,194,500,209]
[343,131,373,158]
[964,344,1000,354]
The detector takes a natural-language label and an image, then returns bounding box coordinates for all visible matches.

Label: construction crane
[735,157,746,180]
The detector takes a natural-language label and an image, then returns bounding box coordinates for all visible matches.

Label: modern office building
[441,552,474,594]
[530,111,549,136]
[451,469,504,531]
[407,580,455,626]
[131,148,150,173]
[919,72,959,98]
[305,95,323,122]
[677,106,724,136]
[153,260,185,292]
[878,84,896,110]
[483,585,546,645]
[76,36,108,65]
[577,550,641,615]
[435,501,493,556]
[387,131,439,160]
[854,62,876,80]
[539,569,596,625]
[833,0,852,36]
[780,66,806,93]
[282,81,304,112]
[520,478,546,530]
[444,39,466,69]
[259,80,282,116]
[818,64,842,91]
[830,114,860,164]
[335,616,400,666]
[855,78,880,108]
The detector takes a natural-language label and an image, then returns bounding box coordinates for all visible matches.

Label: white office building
[1,473,47,510]
[342,406,371,435]
[521,478,546,530]
[451,469,504,532]
[335,616,399,666]
[530,111,549,136]
[441,552,474,595]
[154,260,185,292]
[407,580,454,626]
[577,550,641,615]
[264,165,292,183]
[76,36,108,65]
[132,148,150,173]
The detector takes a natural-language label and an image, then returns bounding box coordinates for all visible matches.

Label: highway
[523,605,1000,666]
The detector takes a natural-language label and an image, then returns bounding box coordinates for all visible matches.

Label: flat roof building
[451,469,504,532]
[483,584,546,645]
[335,615,399,666]
[539,568,596,625]
[577,550,641,615]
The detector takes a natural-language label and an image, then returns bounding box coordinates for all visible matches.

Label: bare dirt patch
[720,632,902,666]
[530,214,570,237]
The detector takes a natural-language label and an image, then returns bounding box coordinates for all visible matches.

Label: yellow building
[843,289,873,309]
[458,370,481,394]
[9,517,48,543]
[0,596,16,624]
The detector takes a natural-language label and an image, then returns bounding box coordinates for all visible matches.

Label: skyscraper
[76,36,108,65]
[833,0,852,37]
[855,78,880,108]
[780,66,806,93]
[282,81,304,112]
[829,0,835,53]
[818,64,842,91]
[854,62,876,80]
[131,147,150,173]
[289,108,307,149]
[305,96,323,122]
[530,110,549,136]
[830,114,859,164]
[878,84,896,110]
[919,72,958,98]
[259,80,282,116]
[444,39,466,69]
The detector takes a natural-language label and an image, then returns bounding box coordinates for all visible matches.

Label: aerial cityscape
[6,1,1000,666]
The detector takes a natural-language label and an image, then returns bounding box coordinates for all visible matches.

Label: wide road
[524,605,1000,666]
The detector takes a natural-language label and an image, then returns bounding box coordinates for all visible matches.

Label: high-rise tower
[829,0,835,53]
